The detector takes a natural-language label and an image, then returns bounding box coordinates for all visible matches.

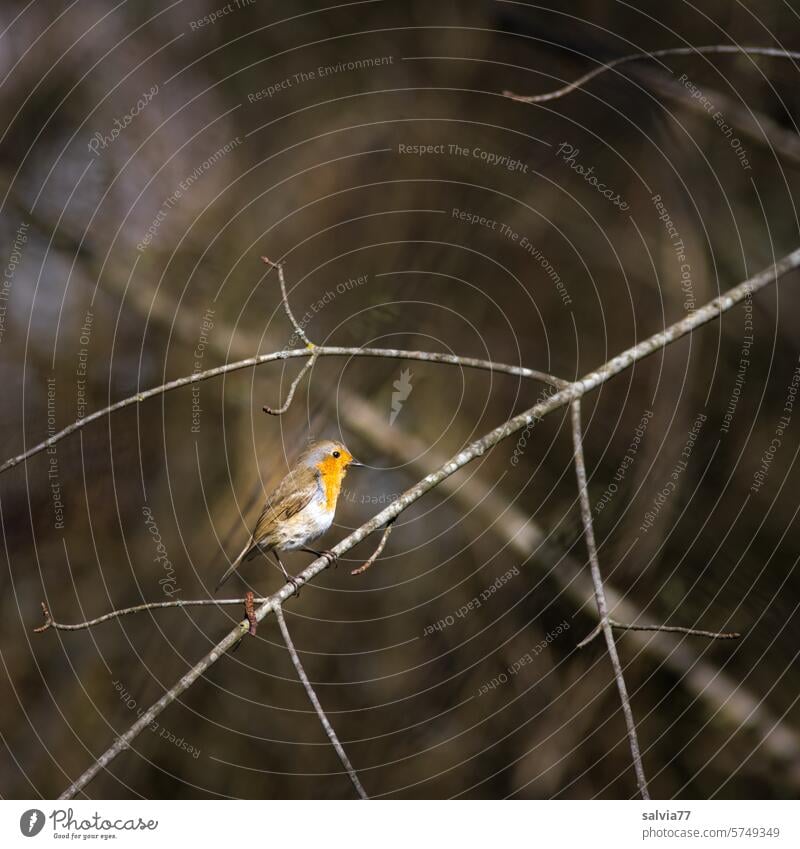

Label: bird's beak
[349,459,366,467]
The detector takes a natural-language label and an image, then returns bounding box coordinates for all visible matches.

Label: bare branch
[55,247,800,798]
[570,399,649,799]
[262,351,319,415]
[337,389,800,781]
[57,396,552,797]
[33,597,271,633]
[351,521,395,575]
[11,244,798,479]
[577,619,742,649]
[0,346,561,477]
[260,255,313,347]
[503,44,800,104]
[274,604,368,799]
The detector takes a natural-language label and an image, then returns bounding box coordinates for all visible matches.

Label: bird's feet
[273,553,301,596]
[278,569,301,597]
[320,549,337,569]
[301,547,338,568]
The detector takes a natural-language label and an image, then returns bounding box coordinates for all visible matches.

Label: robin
[215,439,364,593]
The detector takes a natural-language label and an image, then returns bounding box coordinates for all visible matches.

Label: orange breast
[316,457,347,511]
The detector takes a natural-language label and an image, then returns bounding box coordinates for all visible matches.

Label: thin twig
[260,256,313,347]
[12,245,798,479]
[351,521,395,575]
[56,247,800,798]
[33,598,270,632]
[570,399,649,799]
[0,346,562,476]
[503,44,800,104]
[262,350,319,415]
[490,13,800,164]
[577,619,742,649]
[274,604,368,799]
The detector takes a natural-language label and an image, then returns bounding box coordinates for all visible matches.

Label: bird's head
[300,439,364,489]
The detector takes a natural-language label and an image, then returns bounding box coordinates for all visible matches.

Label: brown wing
[215,465,319,591]
[245,465,319,556]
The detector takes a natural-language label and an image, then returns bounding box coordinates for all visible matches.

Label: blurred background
[2,0,800,799]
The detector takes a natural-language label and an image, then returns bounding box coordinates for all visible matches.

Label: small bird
[215,439,363,592]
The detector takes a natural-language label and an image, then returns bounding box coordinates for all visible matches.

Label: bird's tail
[215,540,253,592]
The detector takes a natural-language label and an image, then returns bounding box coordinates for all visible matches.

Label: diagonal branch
[274,604,368,799]
[503,44,800,104]
[54,247,800,798]
[570,399,649,799]
[336,391,800,781]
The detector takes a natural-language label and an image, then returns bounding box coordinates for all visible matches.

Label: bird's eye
[332,450,341,458]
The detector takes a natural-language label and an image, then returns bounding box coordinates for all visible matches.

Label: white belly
[275,496,334,551]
